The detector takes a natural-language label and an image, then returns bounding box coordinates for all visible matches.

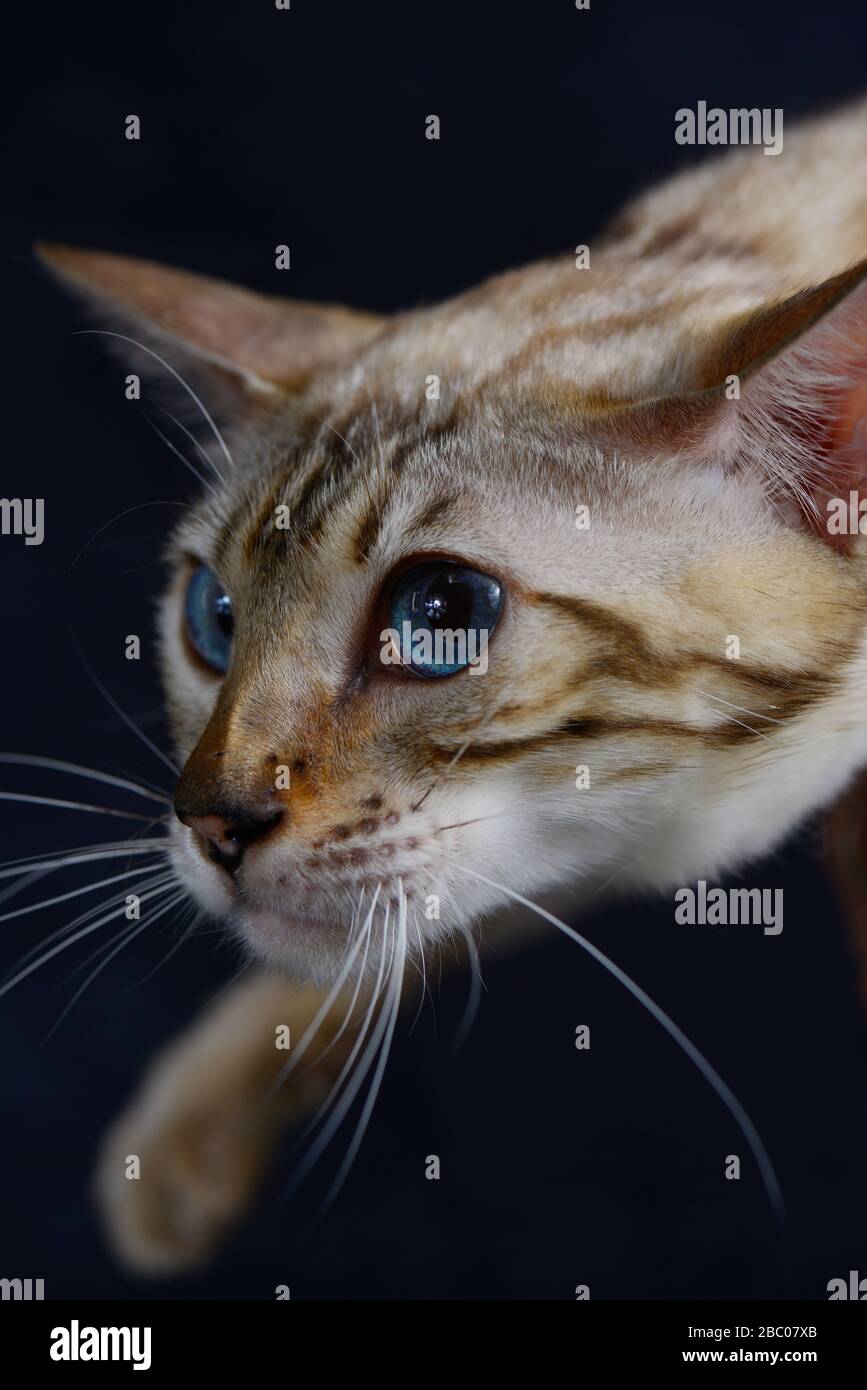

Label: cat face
[160,344,867,977]
[39,229,867,981]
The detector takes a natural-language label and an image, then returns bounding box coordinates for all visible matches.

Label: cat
[36,92,867,1273]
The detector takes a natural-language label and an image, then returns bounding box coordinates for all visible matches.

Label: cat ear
[36,243,385,414]
[695,259,867,547]
[616,259,867,548]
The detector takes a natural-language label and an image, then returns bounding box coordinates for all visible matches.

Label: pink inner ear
[840,376,867,455]
[809,308,867,551]
[733,276,867,552]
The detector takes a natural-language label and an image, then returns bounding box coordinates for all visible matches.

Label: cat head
[40,240,867,978]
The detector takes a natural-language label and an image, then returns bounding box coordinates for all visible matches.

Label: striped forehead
[199,437,472,609]
[172,398,617,605]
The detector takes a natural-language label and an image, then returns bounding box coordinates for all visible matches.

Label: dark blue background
[2,0,867,1300]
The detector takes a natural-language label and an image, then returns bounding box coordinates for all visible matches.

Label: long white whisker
[455,863,786,1227]
[300,893,376,1076]
[0,840,168,888]
[369,398,386,473]
[299,906,388,1137]
[74,329,231,480]
[59,875,181,984]
[7,872,177,978]
[75,649,179,776]
[447,921,483,1058]
[268,885,383,1096]
[62,871,179,974]
[376,899,399,1004]
[0,877,178,999]
[140,410,217,496]
[156,407,223,482]
[412,700,504,813]
[407,911,431,1034]
[285,897,392,1187]
[0,862,167,924]
[67,500,187,573]
[696,689,785,726]
[45,888,188,1039]
[698,706,774,743]
[0,755,170,804]
[320,884,408,1214]
[128,906,203,986]
[0,792,159,822]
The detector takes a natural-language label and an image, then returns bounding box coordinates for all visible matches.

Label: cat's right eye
[184,565,234,674]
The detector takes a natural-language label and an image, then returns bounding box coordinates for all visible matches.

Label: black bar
[1,1300,863,1373]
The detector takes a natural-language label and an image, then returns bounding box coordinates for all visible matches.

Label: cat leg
[94,969,367,1274]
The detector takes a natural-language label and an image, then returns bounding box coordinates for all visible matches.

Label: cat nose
[179,803,283,875]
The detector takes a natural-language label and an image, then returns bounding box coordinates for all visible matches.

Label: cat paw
[92,975,351,1274]
[94,1078,281,1274]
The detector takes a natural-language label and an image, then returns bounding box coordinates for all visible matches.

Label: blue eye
[385,561,503,677]
[184,565,234,673]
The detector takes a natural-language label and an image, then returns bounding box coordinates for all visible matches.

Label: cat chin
[224,871,500,979]
[228,906,356,977]
[235,904,322,947]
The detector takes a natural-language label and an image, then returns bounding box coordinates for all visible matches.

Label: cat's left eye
[383,560,503,677]
[184,565,234,674]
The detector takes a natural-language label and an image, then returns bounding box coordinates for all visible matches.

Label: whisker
[284,897,393,1190]
[447,921,484,1059]
[319,886,408,1214]
[74,647,180,776]
[0,792,158,822]
[434,810,526,835]
[67,500,187,573]
[696,688,785,726]
[74,329,231,481]
[0,838,168,883]
[454,863,786,1228]
[0,755,170,805]
[127,906,203,987]
[368,398,386,473]
[156,406,223,482]
[710,712,773,743]
[321,416,380,524]
[298,892,376,1077]
[7,871,177,979]
[0,861,168,924]
[0,876,178,999]
[408,911,431,1035]
[44,887,188,1039]
[282,914,378,1096]
[140,410,217,496]
[60,873,181,984]
[268,885,382,1096]
[412,701,504,813]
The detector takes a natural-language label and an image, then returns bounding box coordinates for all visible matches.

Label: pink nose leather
[183,806,283,874]
[186,813,243,860]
